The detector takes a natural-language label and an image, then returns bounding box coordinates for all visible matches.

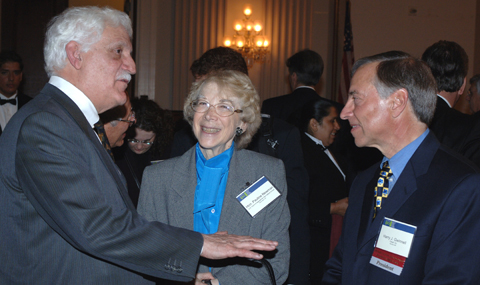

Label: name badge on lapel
[236,176,281,217]
[370,217,416,276]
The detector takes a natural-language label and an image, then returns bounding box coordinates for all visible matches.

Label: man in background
[261,49,326,125]
[102,95,135,148]
[0,50,31,136]
[421,40,472,154]
[466,74,480,115]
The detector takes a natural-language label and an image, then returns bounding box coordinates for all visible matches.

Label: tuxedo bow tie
[0,98,16,105]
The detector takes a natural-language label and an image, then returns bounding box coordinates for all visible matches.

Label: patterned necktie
[0,98,16,105]
[373,161,393,219]
[93,120,114,161]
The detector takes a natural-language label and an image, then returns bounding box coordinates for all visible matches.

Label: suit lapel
[169,148,198,229]
[218,150,249,233]
[356,172,377,249]
[47,84,135,210]
[356,132,439,251]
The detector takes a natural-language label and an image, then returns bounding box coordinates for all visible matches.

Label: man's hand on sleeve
[201,231,278,260]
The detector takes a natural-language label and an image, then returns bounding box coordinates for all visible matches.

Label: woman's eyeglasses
[191,100,242,117]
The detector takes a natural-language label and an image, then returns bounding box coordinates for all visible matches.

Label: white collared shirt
[49,76,99,128]
[295,86,315,91]
[437,94,452,108]
[305,132,346,180]
[0,92,18,130]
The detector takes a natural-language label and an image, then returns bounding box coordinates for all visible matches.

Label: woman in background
[299,99,352,283]
[114,97,173,207]
[138,70,290,285]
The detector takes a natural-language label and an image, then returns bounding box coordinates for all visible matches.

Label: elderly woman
[137,70,290,285]
[299,99,352,283]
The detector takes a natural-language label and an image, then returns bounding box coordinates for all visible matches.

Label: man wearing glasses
[101,95,136,148]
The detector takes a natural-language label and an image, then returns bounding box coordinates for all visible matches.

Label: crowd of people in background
[2,5,480,285]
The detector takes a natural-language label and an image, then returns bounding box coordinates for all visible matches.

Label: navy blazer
[0,84,203,284]
[323,132,480,284]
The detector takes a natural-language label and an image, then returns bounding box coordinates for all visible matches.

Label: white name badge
[236,176,281,217]
[370,217,416,276]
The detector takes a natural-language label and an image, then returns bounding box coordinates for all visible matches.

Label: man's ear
[309,118,318,131]
[390,88,408,118]
[458,77,467,95]
[65,41,83,70]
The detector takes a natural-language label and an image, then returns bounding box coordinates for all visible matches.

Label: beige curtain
[135,0,326,110]
[171,0,226,109]
[258,0,314,101]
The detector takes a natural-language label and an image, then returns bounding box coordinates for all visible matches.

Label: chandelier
[223,6,270,69]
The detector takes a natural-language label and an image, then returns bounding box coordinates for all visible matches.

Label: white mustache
[117,73,132,83]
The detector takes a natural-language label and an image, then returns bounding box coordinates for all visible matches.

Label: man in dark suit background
[0,6,277,284]
[466,74,480,115]
[460,75,480,168]
[261,49,326,125]
[421,40,472,154]
[0,50,31,136]
[322,52,480,284]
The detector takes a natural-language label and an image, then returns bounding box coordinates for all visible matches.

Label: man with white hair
[0,6,277,284]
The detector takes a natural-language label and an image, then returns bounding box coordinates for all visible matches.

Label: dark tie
[93,120,114,161]
[0,98,16,105]
[373,161,392,219]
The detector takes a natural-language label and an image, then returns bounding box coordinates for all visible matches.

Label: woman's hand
[330,197,349,216]
[194,272,218,285]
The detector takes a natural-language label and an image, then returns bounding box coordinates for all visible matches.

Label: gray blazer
[138,147,291,284]
[0,84,203,284]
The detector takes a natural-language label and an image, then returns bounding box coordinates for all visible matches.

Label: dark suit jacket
[322,132,480,284]
[261,87,321,124]
[138,147,291,284]
[248,116,311,284]
[429,97,472,154]
[113,143,153,208]
[301,133,351,282]
[0,91,31,136]
[460,111,480,168]
[301,133,351,228]
[0,84,203,284]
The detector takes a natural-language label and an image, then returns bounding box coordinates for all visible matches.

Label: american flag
[338,0,354,104]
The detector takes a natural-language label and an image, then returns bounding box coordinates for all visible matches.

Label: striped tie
[93,120,115,161]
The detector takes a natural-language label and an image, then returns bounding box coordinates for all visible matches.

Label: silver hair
[44,6,132,77]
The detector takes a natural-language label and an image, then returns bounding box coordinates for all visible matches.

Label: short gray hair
[183,70,262,149]
[353,52,437,125]
[44,6,132,77]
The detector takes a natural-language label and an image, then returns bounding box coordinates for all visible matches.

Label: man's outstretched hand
[201,231,278,260]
